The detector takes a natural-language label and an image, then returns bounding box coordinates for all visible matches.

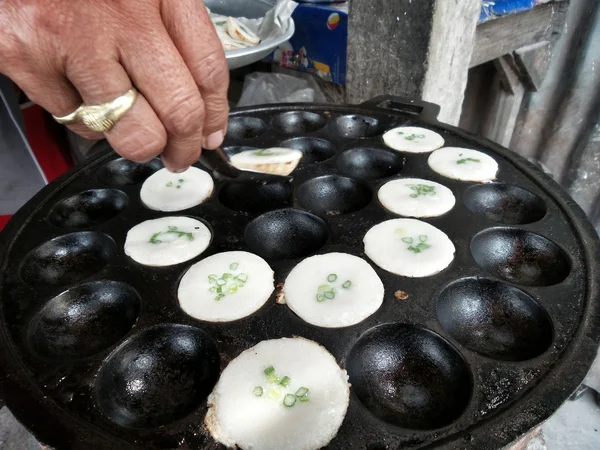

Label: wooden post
[346,0,480,125]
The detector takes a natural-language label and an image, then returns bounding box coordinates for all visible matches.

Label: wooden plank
[514,41,553,91]
[346,0,479,125]
[481,58,526,147]
[471,1,568,68]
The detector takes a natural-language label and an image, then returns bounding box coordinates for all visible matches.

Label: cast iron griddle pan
[0,96,599,450]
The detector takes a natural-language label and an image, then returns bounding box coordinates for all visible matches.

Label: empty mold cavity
[272,111,327,134]
[471,228,570,286]
[463,184,547,224]
[48,189,128,228]
[245,208,328,259]
[27,281,140,360]
[219,179,292,213]
[347,323,472,430]
[279,137,336,163]
[336,148,404,180]
[297,175,372,216]
[437,278,552,361]
[332,115,385,139]
[95,324,220,429]
[98,158,162,186]
[227,117,267,140]
[20,232,117,287]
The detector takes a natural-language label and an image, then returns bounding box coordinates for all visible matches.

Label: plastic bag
[237,72,326,106]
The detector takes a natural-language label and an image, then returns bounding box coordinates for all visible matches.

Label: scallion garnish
[236,273,248,282]
[279,376,291,387]
[295,387,309,398]
[342,280,352,289]
[324,290,335,299]
[253,386,263,397]
[327,274,337,282]
[178,178,184,183]
[283,394,296,407]
[149,226,194,244]
[230,262,239,270]
[264,366,275,376]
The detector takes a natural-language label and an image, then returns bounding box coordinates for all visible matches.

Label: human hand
[0,0,229,172]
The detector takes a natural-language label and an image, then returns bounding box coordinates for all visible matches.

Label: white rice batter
[205,337,350,450]
[378,178,456,217]
[178,251,274,322]
[383,126,445,153]
[283,253,384,328]
[124,216,211,267]
[140,167,214,211]
[230,148,303,176]
[363,218,455,277]
[428,147,498,182]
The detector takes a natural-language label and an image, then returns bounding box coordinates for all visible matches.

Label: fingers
[118,22,205,172]
[65,53,167,163]
[161,0,229,150]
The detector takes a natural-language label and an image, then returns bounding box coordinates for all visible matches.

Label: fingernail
[204,130,224,150]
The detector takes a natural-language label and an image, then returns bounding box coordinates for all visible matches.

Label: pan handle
[360,95,441,121]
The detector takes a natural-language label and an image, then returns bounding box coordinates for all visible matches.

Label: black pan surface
[0,96,599,450]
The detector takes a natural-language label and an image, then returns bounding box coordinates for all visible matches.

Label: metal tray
[1,96,599,450]
[205,0,295,70]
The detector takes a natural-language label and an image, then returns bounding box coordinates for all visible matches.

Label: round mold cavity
[336,148,404,180]
[98,158,162,186]
[48,189,129,228]
[27,281,140,360]
[227,117,267,140]
[279,137,336,163]
[332,115,385,139]
[296,175,372,216]
[219,179,292,213]
[95,324,220,429]
[271,111,327,134]
[463,184,547,224]
[437,278,553,361]
[471,228,571,286]
[244,208,329,259]
[347,323,472,430]
[20,232,117,287]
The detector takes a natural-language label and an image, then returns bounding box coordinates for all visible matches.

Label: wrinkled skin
[0,0,229,172]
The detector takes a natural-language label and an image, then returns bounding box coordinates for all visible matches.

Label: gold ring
[52,88,138,133]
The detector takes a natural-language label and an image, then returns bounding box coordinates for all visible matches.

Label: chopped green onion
[402,237,414,244]
[230,262,239,270]
[397,131,404,135]
[236,273,248,282]
[178,178,184,183]
[283,394,296,408]
[410,193,418,198]
[295,387,309,398]
[253,386,263,397]
[216,286,223,294]
[318,284,331,291]
[327,274,337,282]
[166,181,173,187]
[228,285,238,294]
[316,294,325,302]
[215,294,224,301]
[416,134,425,138]
[209,287,216,293]
[419,235,428,242]
[264,366,275,376]
[279,376,291,387]
[222,273,232,279]
[324,290,335,299]
[216,278,226,286]
[342,280,352,289]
